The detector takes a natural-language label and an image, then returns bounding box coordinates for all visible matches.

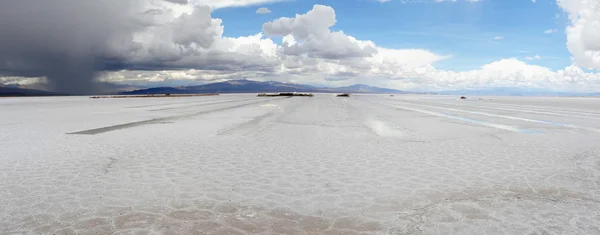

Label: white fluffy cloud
[260,5,449,82]
[108,2,280,73]
[382,59,600,91]
[558,0,600,69]
[0,76,45,86]
[256,7,271,14]
[263,5,378,59]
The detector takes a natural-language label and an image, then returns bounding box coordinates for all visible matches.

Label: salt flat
[1,94,600,234]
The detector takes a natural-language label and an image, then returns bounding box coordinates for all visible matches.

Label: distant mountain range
[0,86,58,97]
[121,80,409,95]
[3,81,598,97]
[0,83,143,97]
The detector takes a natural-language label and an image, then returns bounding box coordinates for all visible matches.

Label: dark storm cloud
[0,0,289,93]
[0,0,142,94]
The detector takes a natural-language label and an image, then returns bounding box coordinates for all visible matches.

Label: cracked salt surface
[1,94,600,234]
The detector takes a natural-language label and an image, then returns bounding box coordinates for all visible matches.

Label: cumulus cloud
[263,5,377,59]
[0,76,46,86]
[256,7,271,14]
[544,29,558,34]
[383,59,600,91]
[558,0,600,69]
[263,5,337,40]
[366,49,450,79]
[261,4,449,82]
[98,69,271,87]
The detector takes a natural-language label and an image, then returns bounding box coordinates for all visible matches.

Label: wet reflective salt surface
[1,94,600,234]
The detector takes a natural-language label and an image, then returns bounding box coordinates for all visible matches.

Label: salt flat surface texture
[1,94,600,234]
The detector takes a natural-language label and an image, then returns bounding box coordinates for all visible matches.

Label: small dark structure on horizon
[258,92,313,97]
[336,93,350,97]
[460,96,467,100]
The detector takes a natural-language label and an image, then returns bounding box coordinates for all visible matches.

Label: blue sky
[213,0,571,71]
